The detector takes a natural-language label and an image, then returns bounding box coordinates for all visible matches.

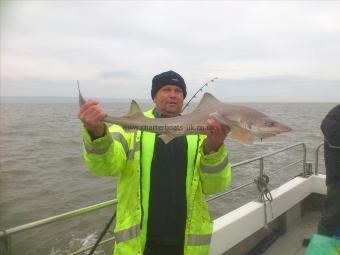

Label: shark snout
[256,122,292,138]
[277,123,292,133]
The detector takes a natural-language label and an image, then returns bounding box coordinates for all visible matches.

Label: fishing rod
[88,211,116,255]
[182,77,218,112]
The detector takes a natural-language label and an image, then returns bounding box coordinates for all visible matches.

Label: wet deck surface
[263,211,320,255]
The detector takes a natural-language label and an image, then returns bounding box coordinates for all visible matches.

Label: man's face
[153,85,184,117]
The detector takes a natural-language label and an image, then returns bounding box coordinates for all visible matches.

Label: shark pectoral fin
[159,134,176,144]
[229,128,256,145]
[124,100,143,118]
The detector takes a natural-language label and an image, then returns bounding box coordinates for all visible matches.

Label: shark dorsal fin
[194,93,221,111]
[125,100,143,117]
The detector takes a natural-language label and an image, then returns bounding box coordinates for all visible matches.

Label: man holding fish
[79,70,232,255]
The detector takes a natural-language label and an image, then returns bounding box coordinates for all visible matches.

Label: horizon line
[1,96,337,104]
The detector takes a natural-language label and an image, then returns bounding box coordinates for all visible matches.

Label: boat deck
[263,210,320,255]
[213,175,327,255]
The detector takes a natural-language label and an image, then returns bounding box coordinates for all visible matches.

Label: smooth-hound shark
[79,88,291,144]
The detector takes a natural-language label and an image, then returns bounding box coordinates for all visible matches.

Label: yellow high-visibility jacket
[82,109,232,255]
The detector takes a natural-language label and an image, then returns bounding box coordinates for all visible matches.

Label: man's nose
[169,90,177,98]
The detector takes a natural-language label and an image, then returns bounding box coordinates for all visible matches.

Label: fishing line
[182,77,218,112]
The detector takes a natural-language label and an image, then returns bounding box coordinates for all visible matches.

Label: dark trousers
[143,240,184,255]
[318,183,340,236]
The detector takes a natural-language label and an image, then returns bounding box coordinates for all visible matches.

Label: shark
[78,87,291,144]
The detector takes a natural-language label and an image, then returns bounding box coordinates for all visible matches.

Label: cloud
[98,70,139,79]
[206,75,340,102]
[1,1,340,101]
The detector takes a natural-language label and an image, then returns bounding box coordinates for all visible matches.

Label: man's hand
[78,99,107,139]
[203,119,230,154]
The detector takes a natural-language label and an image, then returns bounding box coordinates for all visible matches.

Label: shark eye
[264,121,275,127]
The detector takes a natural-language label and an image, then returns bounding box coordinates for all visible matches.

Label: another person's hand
[79,100,107,139]
[203,119,230,154]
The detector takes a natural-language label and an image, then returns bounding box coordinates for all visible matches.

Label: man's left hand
[203,119,230,154]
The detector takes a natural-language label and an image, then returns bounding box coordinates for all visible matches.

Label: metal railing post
[259,157,264,202]
[255,156,265,203]
[0,230,11,255]
[302,143,307,176]
[259,156,264,177]
[304,162,313,177]
[314,142,324,175]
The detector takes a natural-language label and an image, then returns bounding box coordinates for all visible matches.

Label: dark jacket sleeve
[321,104,340,147]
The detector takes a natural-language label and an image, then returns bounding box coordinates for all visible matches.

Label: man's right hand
[79,99,107,139]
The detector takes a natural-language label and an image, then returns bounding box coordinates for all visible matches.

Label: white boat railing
[1,142,321,255]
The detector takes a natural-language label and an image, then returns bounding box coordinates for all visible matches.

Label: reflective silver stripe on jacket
[112,132,129,156]
[128,141,140,160]
[83,139,112,155]
[114,224,140,243]
[127,132,140,160]
[187,234,212,246]
[201,155,229,173]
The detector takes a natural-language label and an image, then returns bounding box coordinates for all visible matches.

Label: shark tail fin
[77,80,86,107]
[124,100,144,118]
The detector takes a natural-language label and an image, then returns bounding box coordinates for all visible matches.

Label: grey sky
[1,1,339,102]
